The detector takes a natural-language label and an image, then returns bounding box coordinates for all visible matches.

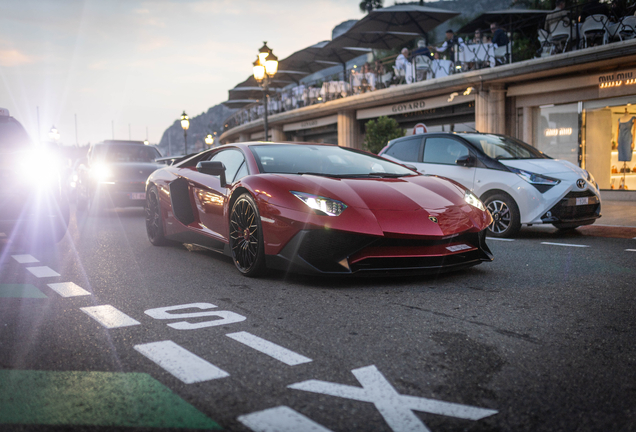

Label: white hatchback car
[379,132,601,237]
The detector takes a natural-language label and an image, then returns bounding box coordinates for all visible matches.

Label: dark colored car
[0,108,69,244]
[77,140,163,209]
[145,142,493,277]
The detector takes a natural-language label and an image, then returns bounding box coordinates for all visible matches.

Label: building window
[583,100,636,190]
[533,103,579,166]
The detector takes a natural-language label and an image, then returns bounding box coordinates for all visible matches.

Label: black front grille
[373,232,479,248]
[544,190,600,222]
[296,230,374,272]
[113,181,146,193]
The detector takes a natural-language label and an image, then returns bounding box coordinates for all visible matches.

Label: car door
[418,135,476,190]
[188,148,247,241]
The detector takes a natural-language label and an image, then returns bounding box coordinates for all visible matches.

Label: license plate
[576,197,589,206]
[130,192,146,200]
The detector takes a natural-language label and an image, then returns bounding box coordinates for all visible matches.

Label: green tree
[363,116,405,154]
[359,0,383,13]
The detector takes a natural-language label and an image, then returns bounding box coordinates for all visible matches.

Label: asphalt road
[1,206,635,432]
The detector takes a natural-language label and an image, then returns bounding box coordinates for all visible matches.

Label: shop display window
[533,103,579,165]
[583,98,636,190]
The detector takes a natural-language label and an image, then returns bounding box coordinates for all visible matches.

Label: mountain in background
[157,103,236,156]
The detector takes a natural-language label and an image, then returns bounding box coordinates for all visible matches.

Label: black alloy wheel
[145,184,169,246]
[484,192,521,238]
[229,193,265,277]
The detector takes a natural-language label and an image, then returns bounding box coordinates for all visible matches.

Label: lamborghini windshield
[250,144,416,178]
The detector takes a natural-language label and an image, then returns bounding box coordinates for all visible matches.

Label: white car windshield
[250,144,416,178]
[463,134,549,160]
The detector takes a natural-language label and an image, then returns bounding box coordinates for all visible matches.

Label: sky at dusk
[0,0,365,145]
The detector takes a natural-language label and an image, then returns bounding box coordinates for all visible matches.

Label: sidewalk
[576,200,636,239]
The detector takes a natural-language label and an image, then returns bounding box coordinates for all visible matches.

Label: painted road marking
[226,331,312,366]
[134,340,229,384]
[12,254,39,264]
[80,305,141,329]
[0,370,221,429]
[145,303,246,330]
[0,284,47,299]
[47,282,90,297]
[0,232,5,237]
[540,242,590,248]
[289,365,497,432]
[238,406,333,432]
[626,249,636,252]
[26,266,60,278]
[487,238,515,242]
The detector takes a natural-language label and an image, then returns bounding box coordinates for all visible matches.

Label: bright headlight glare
[464,190,485,211]
[92,164,112,181]
[19,150,60,185]
[509,167,560,186]
[291,191,347,216]
[584,170,597,188]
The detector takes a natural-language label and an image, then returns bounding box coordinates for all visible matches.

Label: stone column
[338,110,360,149]
[270,126,286,142]
[238,132,250,142]
[522,106,533,145]
[474,84,506,134]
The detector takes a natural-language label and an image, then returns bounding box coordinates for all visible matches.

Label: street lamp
[180,111,189,155]
[205,134,214,147]
[48,125,60,144]
[252,41,278,141]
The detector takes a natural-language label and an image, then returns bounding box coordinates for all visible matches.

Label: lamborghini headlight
[291,191,347,216]
[464,190,485,211]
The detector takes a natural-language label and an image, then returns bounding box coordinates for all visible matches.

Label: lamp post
[180,111,189,155]
[48,125,60,144]
[252,42,278,141]
[205,134,214,147]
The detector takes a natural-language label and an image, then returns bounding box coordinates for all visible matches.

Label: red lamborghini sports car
[145,142,493,277]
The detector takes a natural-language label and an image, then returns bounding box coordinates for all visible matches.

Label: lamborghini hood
[265,173,489,236]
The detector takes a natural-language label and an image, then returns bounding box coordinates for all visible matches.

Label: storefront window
[583,96,636,190]
[533,103,579,165]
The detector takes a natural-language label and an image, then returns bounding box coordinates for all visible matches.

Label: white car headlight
[584,170,598,189]
[291,191,347,216]
[464,190,485,211]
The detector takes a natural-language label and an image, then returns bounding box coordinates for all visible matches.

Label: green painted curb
[0,284,47,299]
[0,370,222,429]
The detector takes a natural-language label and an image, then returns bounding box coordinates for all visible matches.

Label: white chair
[392,65,406,84]
[619,16,636,40]
[494,42,511,64]
[547,19,572,54]
[581,14,609,47]
[381,71,393,87]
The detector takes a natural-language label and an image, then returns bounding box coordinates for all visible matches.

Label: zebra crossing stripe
[238,406,333,432]
[48,282,90,297]
[226,331,312,366]
[80,305,140,329]
[134,340,229,384]
[12,255,39,264]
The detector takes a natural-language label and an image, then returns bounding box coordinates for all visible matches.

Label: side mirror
[403,163,417,171]
[196,161,227,187]
[455,155,474,167]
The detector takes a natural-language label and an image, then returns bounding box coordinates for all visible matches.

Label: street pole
[263,77,269,141]
[184,130,187,155]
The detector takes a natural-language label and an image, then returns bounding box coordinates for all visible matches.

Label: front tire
[145,184,170,246]
[229,193,265,277]
[484,192,521,238]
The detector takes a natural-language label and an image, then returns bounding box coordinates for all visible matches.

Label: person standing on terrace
[579,0,609,22]
[395,48,410,72]
[431,29,463,60]
[490,22,509,48]
[545,0,570,32]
